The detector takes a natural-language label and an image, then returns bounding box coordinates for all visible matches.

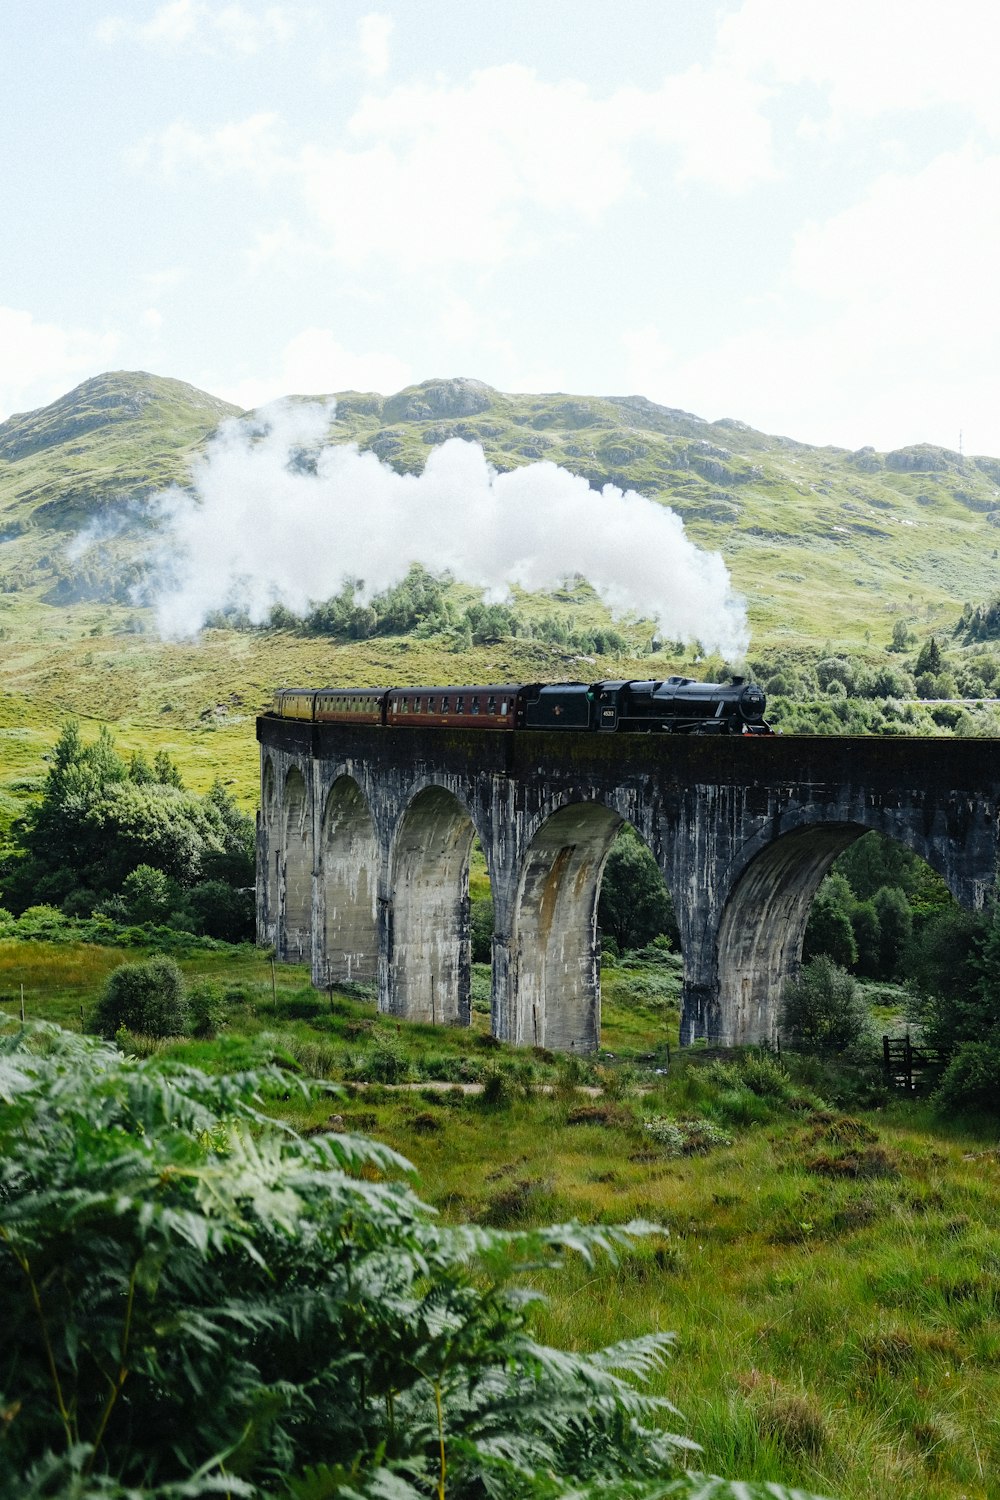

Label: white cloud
[357,13,392,78]
[140,60,777,273]
[214,328,413,408]
[0,309,119,424]
[624,145,1000,453]
[625,63,776,189]
[97,0,301,55]
[716,0,1000,137]
[133,112,285,180]
[790,147,1000,322]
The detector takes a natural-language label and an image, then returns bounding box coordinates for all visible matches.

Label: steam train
[269,676,773,736]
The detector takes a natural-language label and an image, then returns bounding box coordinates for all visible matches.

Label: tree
[835,832,922,902]
[873,885,913,978]
[0,722,255,929]
[598,825,677,952]
[179,879,254,943]
[905,904,986,1035]
[119,863,177,924]
[910,902,1000,1115]
[850,899,882,978]
[0,1021,821,1500]
[803,873,857,969]
[471,895,494,962]
[914,636,943,677]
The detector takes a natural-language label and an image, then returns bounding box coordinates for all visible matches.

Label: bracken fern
[0,1020,831,1500]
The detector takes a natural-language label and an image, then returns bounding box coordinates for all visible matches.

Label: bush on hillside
[91,955,188,1038]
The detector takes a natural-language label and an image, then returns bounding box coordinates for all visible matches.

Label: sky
[3,0,1000,454]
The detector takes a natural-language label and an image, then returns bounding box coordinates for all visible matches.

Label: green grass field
[3,939,998,1500]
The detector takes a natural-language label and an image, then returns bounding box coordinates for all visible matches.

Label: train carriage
[272,688,318,721]
[385,685,524,730]
[315,688,391,725]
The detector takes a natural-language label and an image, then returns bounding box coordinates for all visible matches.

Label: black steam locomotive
[270,675,772,736]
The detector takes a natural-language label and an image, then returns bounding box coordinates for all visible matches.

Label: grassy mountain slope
[1,369,999,809]
[0,370,239,527]
[4,370,998,642]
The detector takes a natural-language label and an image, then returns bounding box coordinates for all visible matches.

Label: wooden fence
[882,1033,948,1092]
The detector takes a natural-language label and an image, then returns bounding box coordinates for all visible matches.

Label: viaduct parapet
[257,718,1000,1049]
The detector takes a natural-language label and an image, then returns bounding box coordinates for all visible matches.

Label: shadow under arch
[386,785,479,1025]
[714,819,956,1045]
[260,756,278,937]
[708,808,979,1045]
[281,766,312,964]
[318,775,378,986]
[508,799,623,1051]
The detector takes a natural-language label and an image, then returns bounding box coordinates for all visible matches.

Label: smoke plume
[147,401,749,657]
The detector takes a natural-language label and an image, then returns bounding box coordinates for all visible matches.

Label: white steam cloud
[147,401,749,657]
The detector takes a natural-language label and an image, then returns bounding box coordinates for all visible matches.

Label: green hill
[3,369,999,643]
[1,368,999,807]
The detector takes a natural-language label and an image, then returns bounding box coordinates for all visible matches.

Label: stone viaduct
[257,716,1000,1049]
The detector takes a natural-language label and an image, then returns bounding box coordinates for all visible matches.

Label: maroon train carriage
[385,685,525,730]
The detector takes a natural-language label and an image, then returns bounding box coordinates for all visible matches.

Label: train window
[456,696,465,713]
[471,696,480,714]
[500,700,508,715]
[441,695,450,711]
[427,696,436,712]
[487,695,496,713]
[414,697,422,713]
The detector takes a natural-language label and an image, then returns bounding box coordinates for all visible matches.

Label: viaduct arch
[257,719,1000,1049]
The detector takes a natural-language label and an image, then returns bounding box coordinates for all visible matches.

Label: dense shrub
[934,1040,1000,1113]
[187,981,227,1038]
[0,721,254,936]
[780,956,873,1056]
[91,955,188,1038]
[644,1115,732,1155]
